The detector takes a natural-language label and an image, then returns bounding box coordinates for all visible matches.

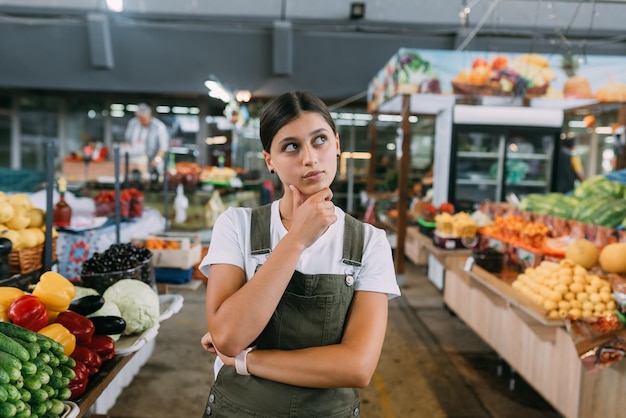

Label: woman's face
[264,111,339,199]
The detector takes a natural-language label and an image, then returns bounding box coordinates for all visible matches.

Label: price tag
[445,240,456,249]
[517,247,536,268]
[464,256,475,272]
[488,238,503,250]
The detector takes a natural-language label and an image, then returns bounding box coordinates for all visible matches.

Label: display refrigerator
[447,104,564,212]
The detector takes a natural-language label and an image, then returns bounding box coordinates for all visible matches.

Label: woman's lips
[303,170,323,181]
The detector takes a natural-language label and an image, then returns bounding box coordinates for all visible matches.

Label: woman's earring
[336,154,340,158]
[270,169,275,174]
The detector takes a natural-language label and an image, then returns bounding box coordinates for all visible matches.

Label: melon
[565,239,599,269]
[599,243,626,274]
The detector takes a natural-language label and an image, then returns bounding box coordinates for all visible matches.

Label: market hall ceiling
[1,0,626,103]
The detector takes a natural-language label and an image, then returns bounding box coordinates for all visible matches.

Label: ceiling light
[235,90,252,103]
[106,0,123,12]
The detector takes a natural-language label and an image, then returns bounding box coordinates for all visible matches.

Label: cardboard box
[141,232,202,270]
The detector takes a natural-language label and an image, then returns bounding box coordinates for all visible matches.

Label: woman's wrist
[235,346,256,375]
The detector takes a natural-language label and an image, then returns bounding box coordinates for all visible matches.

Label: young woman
[199,91,400,417]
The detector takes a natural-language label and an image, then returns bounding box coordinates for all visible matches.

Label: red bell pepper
[82,334,116,362]
[68,360,89,400]
[8,294,49,332]
[70,345,102,375]
[55,310,95,345]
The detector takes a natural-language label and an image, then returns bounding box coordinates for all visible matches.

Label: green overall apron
[203,204,364,418]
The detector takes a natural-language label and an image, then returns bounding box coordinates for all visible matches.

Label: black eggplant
[0,237,12,257]
[90,315,127,335]
[69,295,105,316]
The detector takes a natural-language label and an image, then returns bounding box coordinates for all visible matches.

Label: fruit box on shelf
[137,232,201,270]
[432,230,478,250]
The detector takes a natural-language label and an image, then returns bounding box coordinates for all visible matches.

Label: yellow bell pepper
[38,323,76,356]
[0,287,25,322]
[32,271,76,314]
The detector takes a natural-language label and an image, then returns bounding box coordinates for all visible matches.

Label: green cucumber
[0,352,22,371]
[35,334,63,357]
[14,408,32,418]
[59,365,75,381]
[17,387,30,403]
[0,383,20,402]
[48,375,68,390]
[12,339,40,361]
[0,384,7,402]
[23,375,41,391]
[0,333,29,363]
[46,352,59,368]
[0,323,37,343]
[55,353,72,366]
[48,399,64,416]
[0,368,9,384]
[0,364,21,383]
[29,388,48,404]
[0,402,17,418]
[56,386,71,401]
[11,400,24,414]
[20,362,36,376]
[29,402,46,416]
[35,351,50,365]
[41,384,55,400]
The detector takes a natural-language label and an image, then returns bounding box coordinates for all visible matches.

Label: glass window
[66,97,106,160]
[0,116,10,168]
[19,95,59,171]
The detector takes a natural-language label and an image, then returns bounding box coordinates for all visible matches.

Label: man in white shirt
[124,103,169,179]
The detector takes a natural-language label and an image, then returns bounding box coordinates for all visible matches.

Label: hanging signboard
[367,48,626,112]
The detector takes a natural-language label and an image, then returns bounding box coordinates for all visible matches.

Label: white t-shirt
[200,200,401,377]
[199,200,401,299]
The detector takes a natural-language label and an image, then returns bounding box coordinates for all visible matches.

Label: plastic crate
[155,267,193,284]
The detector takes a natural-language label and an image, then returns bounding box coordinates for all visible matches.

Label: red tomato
[491,55,508,71]
[472,58,489,69]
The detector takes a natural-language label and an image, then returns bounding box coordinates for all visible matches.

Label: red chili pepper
[70,345,102,375]
[82,334,116,362]
[8,294,49,332]
[56,311,95,345]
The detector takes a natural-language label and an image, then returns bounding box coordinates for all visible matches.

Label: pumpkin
[599,243,626,274]
[565,239,599,269]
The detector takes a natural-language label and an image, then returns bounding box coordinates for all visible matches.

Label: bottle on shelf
[53,176,72,228]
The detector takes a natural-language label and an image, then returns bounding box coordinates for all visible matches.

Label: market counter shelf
[406,228,473,270]
[74,293,184,417]
[443,263,626,418]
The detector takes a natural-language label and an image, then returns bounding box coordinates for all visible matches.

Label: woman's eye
[314,136,326,145]
[284,143,297,152]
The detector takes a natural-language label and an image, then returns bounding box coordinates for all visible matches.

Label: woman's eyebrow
[276,128,329,146]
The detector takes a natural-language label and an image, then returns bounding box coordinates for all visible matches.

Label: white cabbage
[103,279,160,335]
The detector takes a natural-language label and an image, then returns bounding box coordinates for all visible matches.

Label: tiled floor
[105,260,562,418]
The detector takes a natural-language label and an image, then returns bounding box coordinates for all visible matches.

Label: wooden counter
[442,262,626,418]
[75,354,135,416]
[62,160,147,183]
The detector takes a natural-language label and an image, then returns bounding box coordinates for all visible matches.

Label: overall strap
[342,214,364,267]
[250,204,272,255]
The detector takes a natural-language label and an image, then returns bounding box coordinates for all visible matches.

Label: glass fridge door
[453,128,505,211]
[504,129,556,199]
